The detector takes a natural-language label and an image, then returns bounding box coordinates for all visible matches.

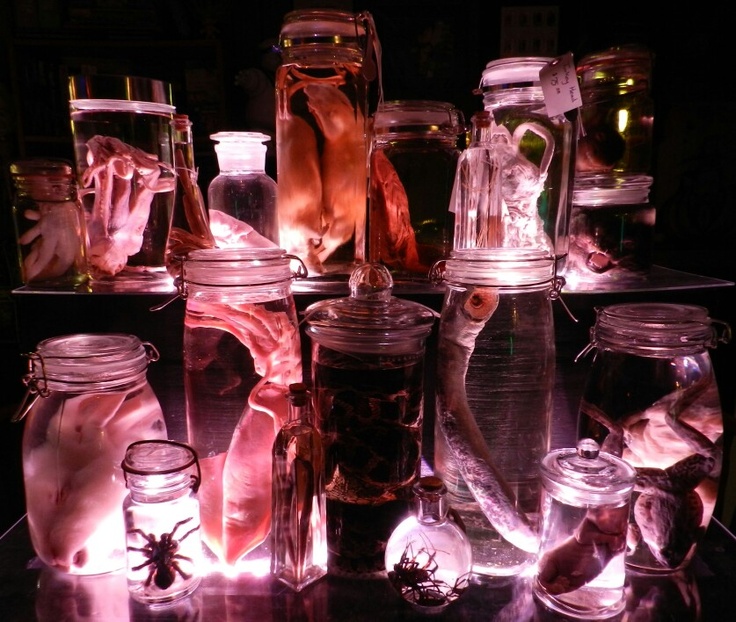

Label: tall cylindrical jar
[276,9,378,278]
[18,333,168,575]
[303,263,436,575]
[368,100,465,279]
[122,440,202,605]
[208,131,280,247]
[478,57,577,274]
[576,302,731,573]
[180,247,304,569]
[575,45,654,177]
[433,248,557,577]
[68,75,176,284]
[10,158,89,289]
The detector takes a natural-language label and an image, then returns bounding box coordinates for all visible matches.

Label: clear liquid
[434,287,554,576]
[70,108,175,275]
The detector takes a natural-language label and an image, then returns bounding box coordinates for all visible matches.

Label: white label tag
[539,52,582,118]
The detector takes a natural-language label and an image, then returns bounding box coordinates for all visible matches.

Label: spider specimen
[127,517,199,590]
[388,544,469,609]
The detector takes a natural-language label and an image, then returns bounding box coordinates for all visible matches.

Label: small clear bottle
[10,158,89,289]
[535,439,636,620]
[122,440,203,605]
[384,476,473,613]
[16,333,168,575]
[208,132,279,247]
[166,114,215,275]
[271,383,328,592]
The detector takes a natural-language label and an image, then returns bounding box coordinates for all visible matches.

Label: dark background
[1,1,734,534]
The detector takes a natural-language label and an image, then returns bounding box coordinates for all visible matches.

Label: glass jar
[275,9,379,278]
[122,440,202,605]
[180,247,304,570]
[303,263,436,575]
[385,476,473,613]
[69,74,176,285]
[17,333,167,575]
[576,302,731,573]
[477,57,577,274]
[576,45,654,177]
[566,174,655,287]
[368,100,465,279]
[208,131,279,247]
[432,248,557,577]
[10,158,89,289]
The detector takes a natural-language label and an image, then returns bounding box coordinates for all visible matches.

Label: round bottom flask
[385,476,473,613]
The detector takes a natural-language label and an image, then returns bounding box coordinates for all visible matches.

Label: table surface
[1,513,735,621]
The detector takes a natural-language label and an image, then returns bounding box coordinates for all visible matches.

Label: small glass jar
[477,57,577,274]
[577,302,731,573]
[10,158,89,289]
[276,9,379,278]
[122,440,203,605]
[432,248,558,577]
[304,263,436,575]
[368,100,465,279]
[17,333,168,575]
[535,439,636,620]
[208,131,279,247]
[69,74,176,284]
[385,476,473,613]
[566,174,655,287]
[576,45,654,176]
[180,247,304,570]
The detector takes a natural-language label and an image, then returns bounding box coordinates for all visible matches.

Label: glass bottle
[477,57,577,274]
[276,9,380,279]
[68,75,176,284]
[385,476,473,613]
[575,44,655,177]
[180,247,304,571]
[166,114,215,275]
[576,302,731,573]
[271,383,328,592]
[122,440,203,605]
[535,439,636,620]
[208,131,279,248]
[16,333,168,575]
[303,263,436,575]
[432,248,558,578]
[566,174,655,287]
[10,158,89,289]
[368,100,465,279]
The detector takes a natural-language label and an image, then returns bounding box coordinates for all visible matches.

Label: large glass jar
[477,57,577,274]
[368,100,465,280]
[304,263,436,575]
[18,333,167,575]
[180,247,304,571]
[575,45,655,177]
[68,74,176,286]
[10,158,89,289]
[275,9,379,279]
[576,302,731,573]
[432,248,557,577]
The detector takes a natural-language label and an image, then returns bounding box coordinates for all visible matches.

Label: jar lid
[372,100,465,137]
[304,263,436,353]
[182,247,293,287]
[442,249,556,287]
[573,174,653,205]
[10,158,74,179]
[592,302,724,355]
[541,439,636,504]
[211,132,269,171]
[69,74,174,113]
[122,440,200,494]
[479,56,552,91]
[279,9,366,50]
[577,44,653,90]
[32,333,152,389]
